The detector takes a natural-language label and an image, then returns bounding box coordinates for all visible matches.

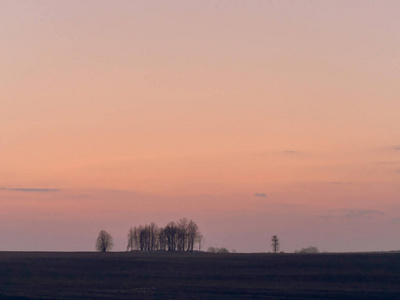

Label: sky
[1,0,400,252]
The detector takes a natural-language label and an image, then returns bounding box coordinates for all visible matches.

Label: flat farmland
[0,251,399,299]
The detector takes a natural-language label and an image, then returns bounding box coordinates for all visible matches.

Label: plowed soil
[1,251,399,299]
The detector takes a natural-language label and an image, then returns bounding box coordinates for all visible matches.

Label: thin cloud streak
[0,188,61,193]
[320,209,384,220]
[344,209,384,219]
[254,193,267,197]
[391,217,400,224]
[281,150,303,155]
[375,161,400,165]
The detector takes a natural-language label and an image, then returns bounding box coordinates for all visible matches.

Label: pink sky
[1,0,400,252]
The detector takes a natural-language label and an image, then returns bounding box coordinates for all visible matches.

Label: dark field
[1,252,399,299]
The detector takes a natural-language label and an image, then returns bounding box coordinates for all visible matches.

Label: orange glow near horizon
[1,1,400,252]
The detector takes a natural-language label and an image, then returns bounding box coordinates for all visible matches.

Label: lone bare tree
[96,230,113,252]
[271,235,279,253]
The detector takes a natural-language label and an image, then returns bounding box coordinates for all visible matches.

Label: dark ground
[0,251,399,299]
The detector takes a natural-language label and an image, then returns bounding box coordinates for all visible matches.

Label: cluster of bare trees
[126,218,203,252]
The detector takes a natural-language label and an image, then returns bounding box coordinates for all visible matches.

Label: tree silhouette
[164,221,178,251]
[196,233,204,251]
[187,219,199,252]
[271,235,279,253]
[148,222,158,251]
[127,227,135,251]
[177,218,189,251]
[96,230,113,252]
[159,227,168,251]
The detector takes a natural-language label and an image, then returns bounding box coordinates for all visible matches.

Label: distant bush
[295,246,320,254]
[207,247,230,253]
[218,247,229,253]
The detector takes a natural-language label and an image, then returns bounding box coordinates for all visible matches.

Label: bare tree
[96,230,113,252]
[132,226,141,250]
[139,225,149,251]
[196,233,204,251]
[164,221,178,251]
[148,222,159,251]
[159,227,168,251]
[127,227,135,251]
[177,218,189,251]
[271,235,279,253]
[187,220,199,252]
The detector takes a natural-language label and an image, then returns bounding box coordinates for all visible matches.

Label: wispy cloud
[375,161,400,165]
[391,217,400,224]
[73,194,91,199]
[378,145,400,153]
[281,150,302,155]
[254,193,267,197]
[343,209,384,219]
[320,209,384,220]
[298,181,353,186]
[0,188,60,192]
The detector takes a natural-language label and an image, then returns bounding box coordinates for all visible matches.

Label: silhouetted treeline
[127,218,203,252]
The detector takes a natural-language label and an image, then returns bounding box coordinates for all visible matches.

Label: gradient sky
[1,0,400,252]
